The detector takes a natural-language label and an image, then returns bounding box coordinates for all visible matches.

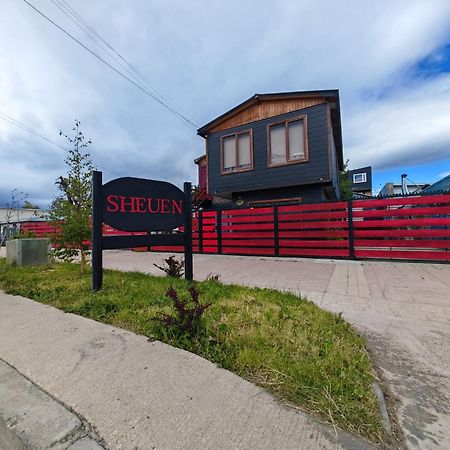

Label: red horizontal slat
[222,239,275,247]
[279,248,350,257]
[354,249,450,260]
[353,194,450,209]
[203,247,218,253]
[221,215,274,224]
[222,247,274,255]
[221,231,274,238]
[279,221,348,230]
[221,207,273,216]
[279,201,347,213]
[202,232,217,239]
[279,210,348,221]
[202,225,216,232]
[203,239,218,246]
[353,205,450,218]
[202,211,217,217]
[354,229,450,238]
[279,230,348,238]
[353,217,450,228]
[222,223,274,231]
[279,239,349,248]
[151,246,184,252]
[202,218,217,224]
[354,239,450,249]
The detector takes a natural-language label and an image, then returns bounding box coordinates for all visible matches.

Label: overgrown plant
[339,158,353,200]
[162,286,211,337]
[49,120,94,273]
[153,255,184,278]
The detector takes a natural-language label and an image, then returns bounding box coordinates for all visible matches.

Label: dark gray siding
[232,184,329,204]
[207,103,331,196]
[348,166,372,192]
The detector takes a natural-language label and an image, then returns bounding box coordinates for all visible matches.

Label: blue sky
[1,0,450,206]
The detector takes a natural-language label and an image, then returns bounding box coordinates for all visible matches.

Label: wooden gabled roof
[197,90,343,169]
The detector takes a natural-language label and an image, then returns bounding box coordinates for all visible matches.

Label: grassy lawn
[0,258,383,442]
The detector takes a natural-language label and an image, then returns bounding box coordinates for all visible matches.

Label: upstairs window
[353,173,367,183]
[268,116,308,167]
[221,130,253,174]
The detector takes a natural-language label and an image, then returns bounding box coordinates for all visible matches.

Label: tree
[49,120,94,273]
[339,158,353,201]
[23,200,40,209]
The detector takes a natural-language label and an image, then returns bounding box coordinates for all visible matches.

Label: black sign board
[102,177,185,232]
[92,171,193,290]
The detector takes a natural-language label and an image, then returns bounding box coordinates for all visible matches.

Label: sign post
[92,170,103,291]
[184,182,193,281]
[91,171,193,290]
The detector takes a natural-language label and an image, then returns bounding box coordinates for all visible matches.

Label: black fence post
[198,210,203,254]
[347,198,355,259]
[273,205,279,257]
[217,210,222,254]
[184,182,193,281]
[92,170,103,291]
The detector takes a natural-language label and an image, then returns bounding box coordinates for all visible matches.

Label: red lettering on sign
[120,196,137,213]
[107,195,184,214]
[161,199,170,213]
[147,198,159,213]
[106,195,119,212]
[135,197,146,213]
[172,200,182,214]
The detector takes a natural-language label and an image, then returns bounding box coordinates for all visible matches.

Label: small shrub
[162,285,211,337]
[153,255,184,278]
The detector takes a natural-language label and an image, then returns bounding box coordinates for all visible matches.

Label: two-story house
[195,89,344,207]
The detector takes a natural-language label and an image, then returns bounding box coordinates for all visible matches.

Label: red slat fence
[19,193,450,262]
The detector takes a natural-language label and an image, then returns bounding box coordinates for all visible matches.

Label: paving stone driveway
[103,250,450,450]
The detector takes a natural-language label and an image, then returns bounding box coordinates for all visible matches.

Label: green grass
[0,259,383,442]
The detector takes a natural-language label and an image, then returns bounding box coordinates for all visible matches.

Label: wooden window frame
[220,129,254,175]
[267,115,308,168]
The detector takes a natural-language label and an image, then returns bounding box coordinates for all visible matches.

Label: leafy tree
[49,120,94,273]
[23,200,40,209]
[339,158,353,200]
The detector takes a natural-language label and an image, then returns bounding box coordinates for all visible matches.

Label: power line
[50,0,191,119]
[0,110,122,177]
[22,0,199,128]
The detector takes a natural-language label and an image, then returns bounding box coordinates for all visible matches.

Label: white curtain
[270,124,286,165]
[238,133,251,167]
[288,120,304,160]
[223,136,236,170]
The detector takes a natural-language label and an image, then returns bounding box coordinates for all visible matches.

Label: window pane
[270,124,286,165]
[353,173,366,183]
[237,133,251,168]
[288,120,305,160]
[223,136,236,171]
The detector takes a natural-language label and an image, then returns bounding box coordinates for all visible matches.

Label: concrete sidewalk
[0,291,375,450]
[102,251,450,450]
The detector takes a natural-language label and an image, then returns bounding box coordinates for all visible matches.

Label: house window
[221,130,253,174]
[353,173,367,183]
[268,116,308,167]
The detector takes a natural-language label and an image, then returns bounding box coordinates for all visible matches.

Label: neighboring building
[347,166,372,197]
[378,182,429,197]
[0,207,48,245]
[196,90,344,206]
[422,174,450,194]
